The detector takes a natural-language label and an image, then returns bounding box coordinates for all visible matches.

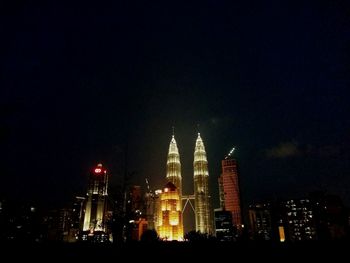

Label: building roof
[164,181,177,191]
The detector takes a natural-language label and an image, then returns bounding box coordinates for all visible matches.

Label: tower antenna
[225,147,236,159]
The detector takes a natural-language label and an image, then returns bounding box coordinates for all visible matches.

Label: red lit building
[219,158,242,229]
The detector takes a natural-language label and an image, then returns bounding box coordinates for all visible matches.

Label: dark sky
[1,0,350,219]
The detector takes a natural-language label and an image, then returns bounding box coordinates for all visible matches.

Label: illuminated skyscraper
[193,133,213,234]
[166,134,182,198]
[157,182,183,241]
[219,153,242,229]
[83,163,108,233]
[156,133,184,240]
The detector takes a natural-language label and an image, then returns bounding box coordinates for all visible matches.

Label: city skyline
[1,1,350,214]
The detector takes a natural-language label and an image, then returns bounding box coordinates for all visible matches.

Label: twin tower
[165,133,213,238]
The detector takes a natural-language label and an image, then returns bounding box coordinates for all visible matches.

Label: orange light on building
[157,182,183,241]
[279,226,286,242]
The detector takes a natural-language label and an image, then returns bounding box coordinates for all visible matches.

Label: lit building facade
[157,182,183,241]
[166,135,182,198]
[219,158,242,229]
[83,163,109,232]
[214,208,234,241]
[248,203,273,241]
[284,199,316,241]
[194,133,213,234]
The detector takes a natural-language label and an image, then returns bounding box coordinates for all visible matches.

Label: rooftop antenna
[225,147,236,159]
[145,178,150,192]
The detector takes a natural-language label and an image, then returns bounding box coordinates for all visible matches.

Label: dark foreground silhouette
[1,240,348,261]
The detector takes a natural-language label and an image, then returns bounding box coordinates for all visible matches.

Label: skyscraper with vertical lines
[157,134,183,240]
[193,133,213,234]
[166,134,182,199]
[83,163,108,232]
[219,158,242,228]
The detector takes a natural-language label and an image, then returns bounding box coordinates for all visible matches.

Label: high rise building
[157,182,183,241]
[194,133,213,234]
[214,208,234,241]
[82,163,109,233]
[284,199,316,241]
[161,133,184,238]
[219,154,242,229]
[248,203,273,241]
[126,185,142,217]
[145,189,162,230]
[166,134,182,198]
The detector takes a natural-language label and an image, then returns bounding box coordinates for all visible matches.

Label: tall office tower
[166,134,182,198]
[214,208,234,241]
[284,199,316,241]
[83,163,109,232]
[193,133,213,234]
[248,203,273,241]
[219,154,242,229]
[67,196,85,242]
[157,182,183,241]
[126,185,142,216]
[145,189,162,230]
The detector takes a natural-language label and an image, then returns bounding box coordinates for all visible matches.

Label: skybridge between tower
[182,195,195,213]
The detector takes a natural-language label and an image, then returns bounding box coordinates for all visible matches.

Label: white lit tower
[166,134,182,199]
[193,133,213,234]
[83,163,109,232]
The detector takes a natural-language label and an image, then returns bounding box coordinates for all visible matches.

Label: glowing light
[157,184,183,241]
[279,226,285,242]
[194,133,212,234]
[95,168,102,173]
[225,147,236,159]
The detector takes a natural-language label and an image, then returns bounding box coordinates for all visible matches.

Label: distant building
[130,218,148,241]
[309,192,348,240]
[248,195,350,242]
[65,196,85,242]
[81,163,110,242]
[127,185,142,215]
[145,189,162,230]
[157,182,183,241]
[1,202,43,242]
[283,199,316,241]
[248,203,273,241]
[219,157,242,230]
[214,208,234,241]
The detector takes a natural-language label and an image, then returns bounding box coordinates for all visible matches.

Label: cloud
[266,141,301,158]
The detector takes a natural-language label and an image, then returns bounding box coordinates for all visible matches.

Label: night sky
[1,0,350,220]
